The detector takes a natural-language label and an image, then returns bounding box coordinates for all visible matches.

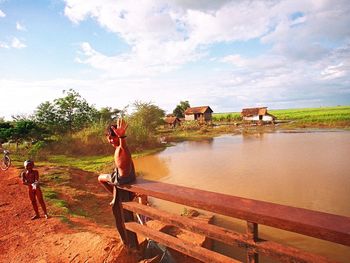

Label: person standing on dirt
[21,160,48,220]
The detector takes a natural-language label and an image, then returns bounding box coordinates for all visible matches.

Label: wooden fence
[114,178,350,263]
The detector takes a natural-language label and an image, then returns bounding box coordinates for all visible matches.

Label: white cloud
[16,22,27,31]
[261,0,350,61]
[0,9,5,18]
[65,0,201,76]
[3,0,348,120]
[11,37,26,49]
[184,1,272,44]
[318,43,350,81]
[0,41,10,48]
[64,0,350,78]
[59,0,350,111]
[321,63,346,80]
[0,37,27,49]
[218,39,350,109]
[64,0,278,76]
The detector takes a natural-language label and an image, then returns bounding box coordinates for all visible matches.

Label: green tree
[128,101,165,143]
[173,100,190,118]
[98,107,122,124]
[3,117,48,150]
[34,89,98,134]
[12,119,47,143]
[55,89,98,133]
[0,121,13,144]
[35,101,57,131]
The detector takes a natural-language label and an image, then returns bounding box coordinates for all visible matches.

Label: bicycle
[1,150,11,171]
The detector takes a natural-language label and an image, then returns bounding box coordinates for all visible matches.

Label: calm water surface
[133,131,350,262]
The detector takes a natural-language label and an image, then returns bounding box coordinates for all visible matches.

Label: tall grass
[31,119,162,159]
[269,106,350,122]
[212,112,241,122]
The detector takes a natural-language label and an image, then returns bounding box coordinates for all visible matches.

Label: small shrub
[28,141,47,160]
[199,126,209,134]
[179,121,201,131]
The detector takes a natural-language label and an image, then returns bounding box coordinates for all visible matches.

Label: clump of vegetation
[199,127,209,134]
[35,89,98,134]
[1,90,168,159]
[127,101,165,151]
[178,120,201,131]
[172,100,190,118]
[212,112,241,122]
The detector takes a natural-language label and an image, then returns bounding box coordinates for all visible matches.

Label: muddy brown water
[133,131,350,262]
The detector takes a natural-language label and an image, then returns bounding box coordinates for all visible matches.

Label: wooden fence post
[112,187,138,249]
[247,222,259,263]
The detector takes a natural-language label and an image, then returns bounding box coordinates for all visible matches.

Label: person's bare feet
[31,215,40,220]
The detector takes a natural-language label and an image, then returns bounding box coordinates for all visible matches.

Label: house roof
[241,107,268,117]
[265,112,277,119]
[164,116,180,124]
[184,106,213,115]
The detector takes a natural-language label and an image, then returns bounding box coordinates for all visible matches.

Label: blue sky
[1,0,350,120]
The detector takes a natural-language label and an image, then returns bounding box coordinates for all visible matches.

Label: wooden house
[184,106,213,122]
[241,107,276,123]
[164,116,181,128]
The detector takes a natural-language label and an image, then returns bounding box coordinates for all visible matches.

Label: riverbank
[159,121,350,145]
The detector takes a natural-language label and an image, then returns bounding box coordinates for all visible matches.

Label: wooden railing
[114,178,350,263]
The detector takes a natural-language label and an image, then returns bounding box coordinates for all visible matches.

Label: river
[133,131,350,262]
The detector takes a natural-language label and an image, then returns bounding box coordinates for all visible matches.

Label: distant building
[164,116,181,128]
[184,106,213,123]
[241,107,276,123]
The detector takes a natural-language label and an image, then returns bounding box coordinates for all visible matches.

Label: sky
[0,0,350,120]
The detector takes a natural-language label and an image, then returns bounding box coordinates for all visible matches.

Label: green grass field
[213,106,350,127]
[212,112,241,122]
[269,106,350,122]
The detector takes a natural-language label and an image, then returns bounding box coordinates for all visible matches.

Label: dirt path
[0,167,138,263]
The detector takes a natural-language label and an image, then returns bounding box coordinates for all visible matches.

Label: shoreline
[159,123,350,145]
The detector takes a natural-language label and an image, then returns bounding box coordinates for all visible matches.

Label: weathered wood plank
[246,222,259,263]
[123,201,336,263]
[125,222,240,263]
[118,179,350,246]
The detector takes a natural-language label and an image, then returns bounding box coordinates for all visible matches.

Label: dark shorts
[109,165,136,185]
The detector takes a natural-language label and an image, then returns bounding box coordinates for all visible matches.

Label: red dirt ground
[0,167,138,263]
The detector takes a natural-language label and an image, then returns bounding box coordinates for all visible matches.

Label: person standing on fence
[20,160,48,220]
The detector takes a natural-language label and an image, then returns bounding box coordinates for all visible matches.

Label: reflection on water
[133,131,350,262]
[134,154,170,180]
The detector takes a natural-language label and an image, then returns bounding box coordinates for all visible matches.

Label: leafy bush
[179,120,201,131]
[28,141,48,160]
[126,101,165,150]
